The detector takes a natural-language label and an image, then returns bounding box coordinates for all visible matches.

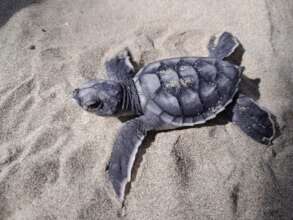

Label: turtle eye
[88,102,99,109]
[87,101,103,109]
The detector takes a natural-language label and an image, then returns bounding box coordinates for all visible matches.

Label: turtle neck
[120,80,142,115]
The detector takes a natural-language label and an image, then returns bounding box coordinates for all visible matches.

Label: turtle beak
[72,88,81,105]
[72,88,79,99]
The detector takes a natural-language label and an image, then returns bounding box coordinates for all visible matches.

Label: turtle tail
[208,32,244,65]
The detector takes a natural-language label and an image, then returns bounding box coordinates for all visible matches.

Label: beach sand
[0,0,293,219]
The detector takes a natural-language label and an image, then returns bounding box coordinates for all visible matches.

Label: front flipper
[208,32,243,64]
[231,94,277,145]
[107,115,161,201]
[105,49,136,81]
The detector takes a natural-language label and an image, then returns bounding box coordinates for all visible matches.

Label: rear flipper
[231,94,277,145]
[208,32,244,65]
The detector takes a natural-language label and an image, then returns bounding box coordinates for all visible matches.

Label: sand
[0,0,293,219]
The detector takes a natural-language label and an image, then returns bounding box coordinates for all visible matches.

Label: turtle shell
[133,57,242,126]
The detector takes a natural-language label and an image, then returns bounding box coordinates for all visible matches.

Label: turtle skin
[133,57,243,126]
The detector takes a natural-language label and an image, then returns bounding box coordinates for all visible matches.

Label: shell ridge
[172,62,184,116]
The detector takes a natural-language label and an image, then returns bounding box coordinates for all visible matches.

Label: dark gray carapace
[134,57,242,126]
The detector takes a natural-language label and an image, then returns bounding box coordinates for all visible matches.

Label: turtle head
[72,80,123,116]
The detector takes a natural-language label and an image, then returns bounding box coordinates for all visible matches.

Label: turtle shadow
[240,74,261,100]
[0,0,44,28]
[224,42,245,66]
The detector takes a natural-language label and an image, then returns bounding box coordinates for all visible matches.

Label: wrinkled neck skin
[119,80,142,116]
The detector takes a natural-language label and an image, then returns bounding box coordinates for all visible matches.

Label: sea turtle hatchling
[72,32,277,201]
